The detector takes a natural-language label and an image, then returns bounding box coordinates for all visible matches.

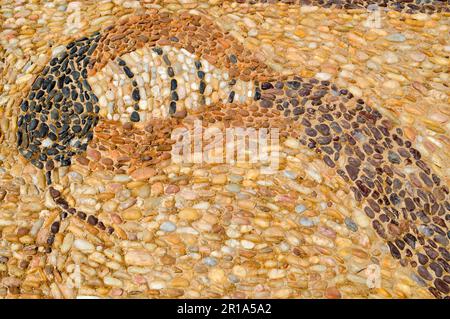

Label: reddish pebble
[110,213,123,224]
[76,156,90,165]
[87,148,101,161]
[325,287,341,299]
[110,288,123,297]
[101,157,114,166]
[130,167,156,180]
[165,185,180,194]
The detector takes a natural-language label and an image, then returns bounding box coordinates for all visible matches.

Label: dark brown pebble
[305,127,317,137]
[348,157,361,167]
[419,172,433,187]
[97,222,106,230]
[330,122,342,133]
[364,206,375,218]
[434,278,449,294]
[50,221,60,234]
[355,180,370,197]
[345,164,359,181]
[260,99,273,108]
[405,197,415,211]
[49,187,61,199]
[444,276,450,284]
[19,260,29,269]
[424,246,439,260]
[45,160,55,171]
[47,234,55,246]
[77,211,87,220]
[322,155,335,168]
[315,124,330,136]
[87,215,98,226]
[317,136,332,145]
[417,253,429,265]
[372,220,386,238]
[418,265,433,281]
[387,241,401,259]
[403,233,417,249]
[430,262,443,277]
[55,198,69,209]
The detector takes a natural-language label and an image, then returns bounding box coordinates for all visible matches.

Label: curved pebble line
[16,3,449,298]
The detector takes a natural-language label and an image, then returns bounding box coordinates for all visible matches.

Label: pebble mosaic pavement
[1,0,449,299]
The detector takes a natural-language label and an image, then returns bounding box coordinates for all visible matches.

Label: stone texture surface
[0,0,449,299]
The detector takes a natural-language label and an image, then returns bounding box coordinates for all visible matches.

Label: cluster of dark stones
[151,47,179,116]
[47,187,114,253]
[227,54,238,103]
[16,32,116,254]
[254,76,450,298]
[117,57,141,122]
[17,32,102,185]
[234,0,450,14]
[145,46,187,116]
[195,60,207,108]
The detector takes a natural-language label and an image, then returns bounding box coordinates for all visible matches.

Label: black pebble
[261,82,273,90]
[153,47,163,55]
[86,102,93,112]
[20,100,29,112]
[38,123,49,138]
[51,221,60,234]
[123,66,134,78]
[169,101,177,114]
[74,102,83,114]
[130,111,140,122]
[132,88,140,101]
[199,82,206,94]
[228,91,235,103]
[171,79,177,90]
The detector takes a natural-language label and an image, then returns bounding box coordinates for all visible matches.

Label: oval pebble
[160,221,177,232]
[344,217,358,232]
[226,184,241,193]
[283,170,297,179]
[295,204,306,214]
[386,33,406,42]
[299,217,314,227]
[203,257,218,266]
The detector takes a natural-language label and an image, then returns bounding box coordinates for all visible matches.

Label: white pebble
[160,221,176,232]
[73,239,95,252]
[315,72,331,81]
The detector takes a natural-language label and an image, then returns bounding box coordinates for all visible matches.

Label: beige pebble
[124,250,154,266]
[178,208,200,221]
